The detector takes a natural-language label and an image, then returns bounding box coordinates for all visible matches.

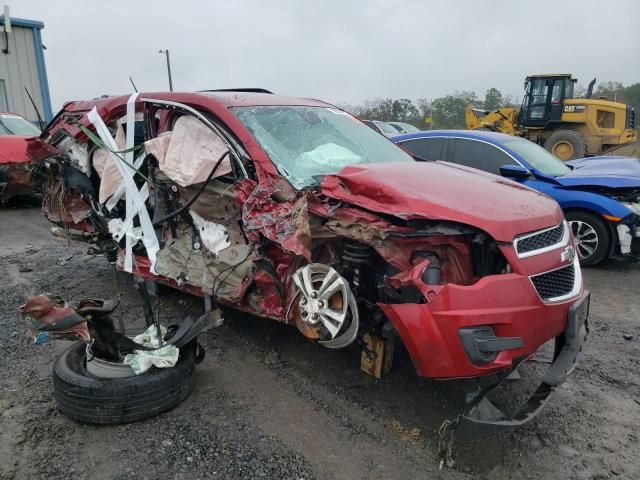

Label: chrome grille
[515,223,565,256]
[531,264,575,301]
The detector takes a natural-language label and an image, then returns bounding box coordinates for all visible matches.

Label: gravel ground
[1,205,639,480]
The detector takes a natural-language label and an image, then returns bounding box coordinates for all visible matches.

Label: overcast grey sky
[10,0,640,111]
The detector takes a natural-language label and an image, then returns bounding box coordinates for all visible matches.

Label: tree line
[339,82,640,130]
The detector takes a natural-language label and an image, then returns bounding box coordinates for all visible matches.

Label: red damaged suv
[0,112,46,203]
[31,90,589,426]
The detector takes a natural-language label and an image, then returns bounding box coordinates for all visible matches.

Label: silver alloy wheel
[292,263,359,349]
[569,220,599,260]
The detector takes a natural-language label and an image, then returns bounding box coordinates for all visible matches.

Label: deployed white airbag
[151,115,232,187]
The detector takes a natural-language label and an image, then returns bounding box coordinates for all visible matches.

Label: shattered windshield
[0,114,41,136]
[232,106,414,188]
[503,137,571,177]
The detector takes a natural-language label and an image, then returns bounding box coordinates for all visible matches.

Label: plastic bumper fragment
[458,290,590,429]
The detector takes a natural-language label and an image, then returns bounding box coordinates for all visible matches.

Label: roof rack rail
[200,88,273,94]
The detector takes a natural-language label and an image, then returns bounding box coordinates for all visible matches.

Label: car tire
[565,211,610,266]
[544,130,586,161]
[52,340,197,424]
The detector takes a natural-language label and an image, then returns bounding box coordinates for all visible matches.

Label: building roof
[0,15,44,30]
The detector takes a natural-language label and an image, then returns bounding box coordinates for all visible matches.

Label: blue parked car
[393,130,640,266]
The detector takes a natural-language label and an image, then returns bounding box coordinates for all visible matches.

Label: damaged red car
[32,90,589,427]
[0,112,46,203]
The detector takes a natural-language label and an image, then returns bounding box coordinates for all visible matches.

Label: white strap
[87,93,159,273]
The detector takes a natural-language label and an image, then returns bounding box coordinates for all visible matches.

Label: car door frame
[397,135,451,161]
[443,136,530,173]
[398,134,531,174]
[141,97,250,181]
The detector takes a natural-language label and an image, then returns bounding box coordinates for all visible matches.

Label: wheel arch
[544,129,587,160]
[562,207,618,257]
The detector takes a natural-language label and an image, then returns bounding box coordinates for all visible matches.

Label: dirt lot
[1,205,639,480]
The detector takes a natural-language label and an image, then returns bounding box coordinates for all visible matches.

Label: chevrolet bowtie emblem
[561,245,576,263]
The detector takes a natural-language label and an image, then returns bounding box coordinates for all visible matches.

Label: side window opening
[200,112,254,181]
[400,137,445,160]
[551,81,562,104]
[147,109,237,184]
[144,102,253,183]
[451,139,515,175]
[596,110,615,129]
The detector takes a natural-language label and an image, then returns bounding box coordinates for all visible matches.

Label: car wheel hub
[570,220,598,259]
[293,263,359,348]
[553,141,574,160]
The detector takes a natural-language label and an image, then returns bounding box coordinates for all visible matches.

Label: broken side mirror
[499,164,530,179]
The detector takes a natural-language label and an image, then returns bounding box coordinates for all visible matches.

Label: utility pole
[2,5,12,54]
[158,49,173,91]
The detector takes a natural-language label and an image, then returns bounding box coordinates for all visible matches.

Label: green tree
[430,91,478,129]
[622,83,640,114]
[595,81,624,101]
[337,102,363,117]
[484,88,503,110]
[391,98,420,124]
[343,97,422,127]
[502,94,517,108]
[415,98,433,128]
[361,98,394,121]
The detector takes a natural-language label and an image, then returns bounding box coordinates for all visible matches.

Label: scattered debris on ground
[2,207,639,479]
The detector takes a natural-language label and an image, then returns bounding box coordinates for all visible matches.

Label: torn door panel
[154,180,253,303]
[244,256,289,319]
[237,178,312,260]
[154,228,252,302]
[42,173,95,226]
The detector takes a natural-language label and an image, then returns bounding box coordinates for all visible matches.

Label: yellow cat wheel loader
[466,74,637,160]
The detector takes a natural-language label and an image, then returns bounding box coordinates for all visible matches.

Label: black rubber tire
[53,340,197,424]
[565,211,610,267]
[544,130,587,160]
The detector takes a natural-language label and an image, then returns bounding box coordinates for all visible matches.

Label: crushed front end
[0,136,56,202]
[316,165,589,428]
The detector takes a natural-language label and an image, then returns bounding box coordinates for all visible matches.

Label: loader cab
[518,74,576,129]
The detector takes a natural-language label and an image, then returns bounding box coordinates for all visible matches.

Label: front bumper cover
[458,290,590,429]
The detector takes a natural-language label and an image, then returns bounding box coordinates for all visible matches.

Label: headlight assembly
[621,202,640,216]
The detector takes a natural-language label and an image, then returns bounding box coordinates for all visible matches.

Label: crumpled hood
[560,156,640,189]
[321,161,562,242]
[0,135,58,165]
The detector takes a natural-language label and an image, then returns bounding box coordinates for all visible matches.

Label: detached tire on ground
[53,341,197,424]
[544,130,586,160]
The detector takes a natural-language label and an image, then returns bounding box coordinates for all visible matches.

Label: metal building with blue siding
[0,14,52,123]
